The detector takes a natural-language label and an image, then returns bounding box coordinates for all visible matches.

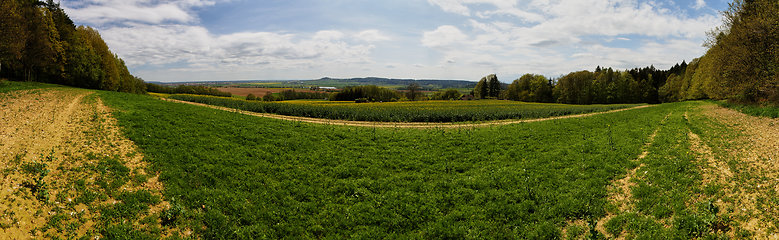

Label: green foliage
[506,74,554,102]
[430,89,462,100]
[0,0,145,94]
[405,83,422,101]
[95,157,131,194]
[0,79,57,93]
[145,83,231,97]
[100,90,674,239]
[100,223,158,240]
[486,74,501,98]
[329,85,401,102]
[716,100,779,118]
[100,190,160,223]
[555,71,595,104]
[170,94,641,122]
[0,0,26,69]
[276,89,329,101]
[22,160,50,202]
[660,0,778,104]
[20,151,56,202]
[474,77,488,99]
[554,69,658,104]
[473,74,500,99]
[245,93,257,101]
[604,103,733,238]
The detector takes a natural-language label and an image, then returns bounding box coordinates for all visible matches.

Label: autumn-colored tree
[0,1,146,93]
[0,0,27,72]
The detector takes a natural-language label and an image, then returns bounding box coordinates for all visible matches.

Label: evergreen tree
[486,74,501,98]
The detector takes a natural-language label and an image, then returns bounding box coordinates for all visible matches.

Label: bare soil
[0,88,175,238]
[697,104,779,239]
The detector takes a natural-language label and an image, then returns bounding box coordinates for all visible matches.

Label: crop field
[169,94,642,122]
[99,90,779,239]
[215,87,323,97]
[2,84,778,239]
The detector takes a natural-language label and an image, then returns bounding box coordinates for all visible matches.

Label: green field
[0,80,58,93]
[169,94,642,122]
[98,91,737,239]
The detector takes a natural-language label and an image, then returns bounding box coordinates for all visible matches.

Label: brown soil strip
[1,89,89,238]
[163,98,653,128]
[698,104,779,239]
[594,112,672,237]
[0,89,176,238]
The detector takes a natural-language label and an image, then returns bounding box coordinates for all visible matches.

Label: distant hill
[159,77,478,91]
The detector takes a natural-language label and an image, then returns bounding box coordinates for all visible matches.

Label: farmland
[169,94,642,122]
[215,87,323,97]
[2,83,778,239]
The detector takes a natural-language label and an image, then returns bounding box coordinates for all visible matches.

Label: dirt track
[163,98,654,128]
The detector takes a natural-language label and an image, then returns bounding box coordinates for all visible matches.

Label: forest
[0,0,146,94]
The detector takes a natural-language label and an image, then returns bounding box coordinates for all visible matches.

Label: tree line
[0,0,146,94]
[247,89,330,101]
[477,0,776,106]
[472,64,683,104]
[660,0,777,105]
[146,83,232,97]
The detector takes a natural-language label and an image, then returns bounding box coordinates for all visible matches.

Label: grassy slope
[716,101,779,118]
[103,91,696,239]
[0,80,59,93]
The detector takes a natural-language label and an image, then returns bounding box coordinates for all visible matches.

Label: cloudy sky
[60,0,729,82]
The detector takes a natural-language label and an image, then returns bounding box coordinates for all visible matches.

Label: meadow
[169,94,642,122]
[99,91,733,239]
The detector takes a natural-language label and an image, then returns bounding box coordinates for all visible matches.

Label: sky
[60,0,731,82]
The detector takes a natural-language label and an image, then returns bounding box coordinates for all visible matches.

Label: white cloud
[422,25,468,48]
[61,0,383,81]
[693,0,706,10]
[427,0,472,16]
[420,0,722,79]
[355,30,390,42]
[61,0,220,24]
[100,24,374,70]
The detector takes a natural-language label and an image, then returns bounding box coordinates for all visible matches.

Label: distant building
[318,87,337,90]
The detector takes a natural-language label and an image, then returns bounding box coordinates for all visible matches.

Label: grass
[169,94,643,122]
[0,79,58,93]
[102,90,676,239]
[716,100,779,118]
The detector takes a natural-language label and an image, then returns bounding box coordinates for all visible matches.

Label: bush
[246,93,257,101]
[430,89,462,100]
